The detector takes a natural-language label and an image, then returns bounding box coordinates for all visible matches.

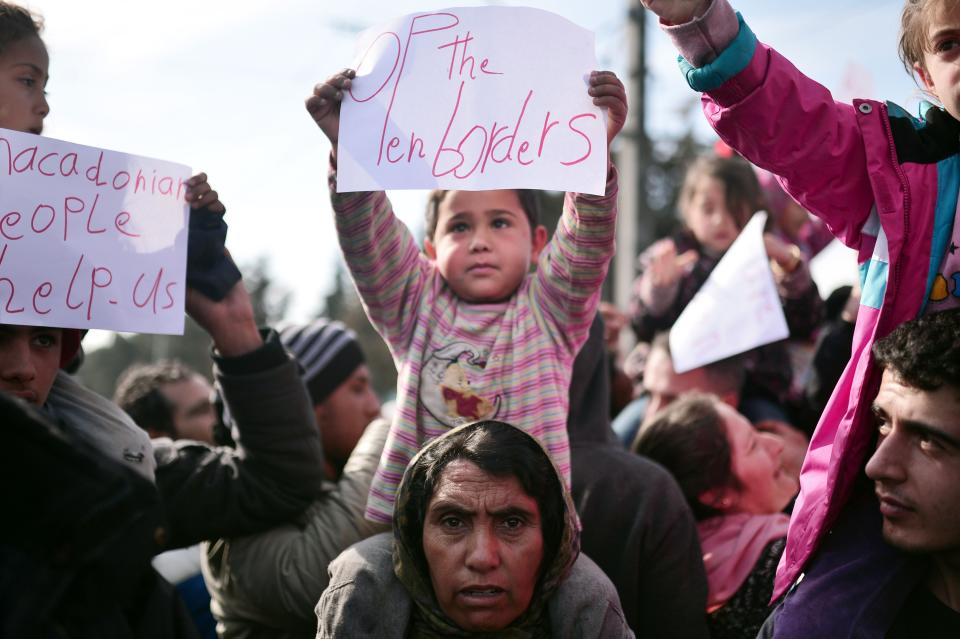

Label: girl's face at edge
[0,35,49,134]
[916,1,960,121]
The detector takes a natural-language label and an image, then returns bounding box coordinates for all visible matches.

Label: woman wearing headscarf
[633,394,799,639]
[316,419,633,638]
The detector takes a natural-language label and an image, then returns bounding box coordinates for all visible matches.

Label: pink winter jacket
[664,0,959,599]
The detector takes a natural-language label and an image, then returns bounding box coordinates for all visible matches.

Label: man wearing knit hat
[202,320,389,638]
[280,320,382,480]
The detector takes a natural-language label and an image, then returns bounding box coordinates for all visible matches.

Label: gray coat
[316,533,635,639]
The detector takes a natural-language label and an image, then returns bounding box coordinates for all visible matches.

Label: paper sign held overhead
[0,127,191,334]
[337,6,607,195]
[669,212,789,373]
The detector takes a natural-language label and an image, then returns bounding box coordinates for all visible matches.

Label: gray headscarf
[391,420,580,639]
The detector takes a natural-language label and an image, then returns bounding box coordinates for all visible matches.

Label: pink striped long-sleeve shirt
[330,165,619,523]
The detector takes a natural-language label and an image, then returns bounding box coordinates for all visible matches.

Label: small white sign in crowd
[670,212,791,373]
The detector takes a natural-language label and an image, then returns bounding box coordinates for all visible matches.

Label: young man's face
[0,324,61,405]
[0,36,49,134]
[314,364,381,478]
[425,190,547,303]
[865,369,960,555]
[159,375,217,444]
[915,1,960,121]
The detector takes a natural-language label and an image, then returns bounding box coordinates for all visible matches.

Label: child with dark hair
[423,187,542,243]
[630,154,823,422]
[307,68,627,522]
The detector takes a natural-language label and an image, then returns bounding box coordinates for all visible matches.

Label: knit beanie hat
[279,320,366,405]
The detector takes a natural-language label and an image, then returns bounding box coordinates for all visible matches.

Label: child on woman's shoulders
[306,68,628,522]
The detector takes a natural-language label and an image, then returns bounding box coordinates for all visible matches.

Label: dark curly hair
[872,308,960,392]
[0,2,42,55]
[424,189,542,243]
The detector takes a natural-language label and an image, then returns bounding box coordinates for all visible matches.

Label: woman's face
[422,459,544,632]
[717,403,799,514]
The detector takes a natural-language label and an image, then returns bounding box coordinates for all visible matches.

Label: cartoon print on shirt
[931,274,949,301]
[420,342,503,427]
[929,271,960,302]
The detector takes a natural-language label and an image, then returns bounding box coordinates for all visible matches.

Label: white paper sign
[669,212,789,373]
[0,128,190,334]
[337,6,606,194]
[809,237,859,298]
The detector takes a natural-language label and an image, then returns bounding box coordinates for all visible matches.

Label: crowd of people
[2,0,959,637]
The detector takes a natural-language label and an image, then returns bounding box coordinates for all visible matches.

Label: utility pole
[613,1,653,311]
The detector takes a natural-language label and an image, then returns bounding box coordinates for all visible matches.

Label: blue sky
[25,1,920,347]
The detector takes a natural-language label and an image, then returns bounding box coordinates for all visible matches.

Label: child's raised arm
[305,69,356,160]
[588,70,628,149]
[529,70,624,354]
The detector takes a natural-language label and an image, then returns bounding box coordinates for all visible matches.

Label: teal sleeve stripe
[678,13,757,92]
[920,156,960,314]
[859,259,889,310]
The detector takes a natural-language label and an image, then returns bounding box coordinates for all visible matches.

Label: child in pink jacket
[641,0,960,633]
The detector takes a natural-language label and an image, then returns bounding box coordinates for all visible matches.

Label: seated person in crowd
[116,360,219,445]
[617,332,808,484]
[202,320,387,639]
[1,178,325,634]
[612,331,745,448]
[758,309,960,637]
[317,420,633,638]
[634,394,799,639]
[568,315,709,637]
[115,360,223,639]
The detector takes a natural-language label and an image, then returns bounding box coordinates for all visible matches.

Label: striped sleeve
[531,163,619,354]
[329,171,430,359]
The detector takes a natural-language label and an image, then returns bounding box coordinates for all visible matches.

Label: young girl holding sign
[0,3,232,481]
[307,68,627,523]
[630,154,823,424]
[639,0,960,632]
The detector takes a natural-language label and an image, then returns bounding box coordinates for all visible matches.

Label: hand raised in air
[305,69,356,151]
[588,70,628,146]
